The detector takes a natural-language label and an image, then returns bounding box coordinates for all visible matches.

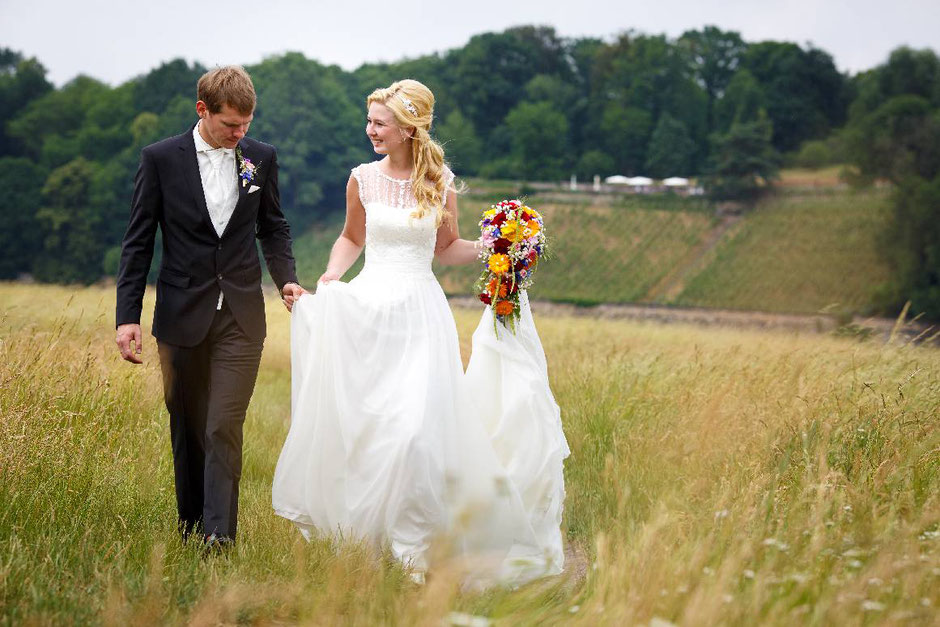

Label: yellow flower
[488,253,510,274]
[500,220,519,239]
[483,209,498,219]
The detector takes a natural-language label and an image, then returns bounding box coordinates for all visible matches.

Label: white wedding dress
[272,161,569,585]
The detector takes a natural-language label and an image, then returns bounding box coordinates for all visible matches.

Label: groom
[115,66,305,548]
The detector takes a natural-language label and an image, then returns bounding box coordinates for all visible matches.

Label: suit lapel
[177,127,219,237]
[219,140,258,236]
[234,140,252,204]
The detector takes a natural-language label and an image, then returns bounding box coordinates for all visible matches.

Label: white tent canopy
[627,176,653,186]
[604,175,631,184]
[663,177,690,186]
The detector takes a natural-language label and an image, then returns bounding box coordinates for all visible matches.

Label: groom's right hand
[116,323,143,364]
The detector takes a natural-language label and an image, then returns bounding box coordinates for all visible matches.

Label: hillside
[671,189,892,315]
[291,182,893,316]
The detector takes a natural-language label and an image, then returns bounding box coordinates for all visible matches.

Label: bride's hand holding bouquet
[475,199,548,334]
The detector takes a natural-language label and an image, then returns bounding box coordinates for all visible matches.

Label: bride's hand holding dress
[272,79,567,586]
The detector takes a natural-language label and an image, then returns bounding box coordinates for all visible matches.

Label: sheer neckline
[374,161,413,184]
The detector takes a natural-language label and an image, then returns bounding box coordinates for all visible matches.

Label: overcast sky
[2,0,938,86]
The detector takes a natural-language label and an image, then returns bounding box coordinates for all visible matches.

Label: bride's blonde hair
[367,79,448,225]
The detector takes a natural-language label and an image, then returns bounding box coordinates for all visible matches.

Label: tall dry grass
[1,283,937,625]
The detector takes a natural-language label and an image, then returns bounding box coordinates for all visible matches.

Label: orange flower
[487,278,508,298]
[494,300,515,316]
[487,253,510,274]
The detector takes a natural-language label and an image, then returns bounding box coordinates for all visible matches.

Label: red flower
[491,213,507,226]
[494,238,511,253]
[479,293,491,305]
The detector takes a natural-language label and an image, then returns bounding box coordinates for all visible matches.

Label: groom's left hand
[281,282,307,312]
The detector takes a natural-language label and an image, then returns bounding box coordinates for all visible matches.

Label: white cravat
[193,122,239,309]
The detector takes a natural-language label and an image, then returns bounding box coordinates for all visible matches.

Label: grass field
[292,193,717,307]
[672,189,893,315]
[1,283,938,625]
[435,195,717,305]
[291,184,892,315]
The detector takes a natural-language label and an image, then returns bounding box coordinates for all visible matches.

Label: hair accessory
[398,94,418,117]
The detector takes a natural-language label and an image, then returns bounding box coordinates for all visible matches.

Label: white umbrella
[604,175,631,184]
[663,177,690,186]
[627,176,653,186]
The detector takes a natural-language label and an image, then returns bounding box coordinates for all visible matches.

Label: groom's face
[196,101,254,149]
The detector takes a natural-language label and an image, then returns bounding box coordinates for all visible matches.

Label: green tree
[844,47,940,320]
[600,105,653,174]
[590,33,707,173]
[576,150,615,180]
[877,47,940,106]
[645,113,697,178]
[247,53,367,226]
[0,157,46,278]
[6,75,111,166]
[714,69,766,131]
[133,58,206,114]
[741,42,848,151]
[435,109,483,174]
[0,50,53,157]
[505,101,568,181]
[879,175,940,319]
[450,26,572,141]
[846,95,940,184]
[679,26,747,132]
[706,117,780,201]
[791,139,834,169]
[33,158,104,283]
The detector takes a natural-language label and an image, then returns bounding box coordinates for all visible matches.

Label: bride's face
[366,102,409,154]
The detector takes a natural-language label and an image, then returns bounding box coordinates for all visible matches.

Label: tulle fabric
[272,162,568,585]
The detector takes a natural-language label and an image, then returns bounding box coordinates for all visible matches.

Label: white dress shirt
[193,122,239,309]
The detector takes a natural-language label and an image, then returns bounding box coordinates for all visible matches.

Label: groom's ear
[196,100,209,118]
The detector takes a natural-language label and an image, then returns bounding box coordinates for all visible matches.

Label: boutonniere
[236,146,261,188]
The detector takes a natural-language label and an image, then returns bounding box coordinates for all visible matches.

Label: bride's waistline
[358,263,436,280]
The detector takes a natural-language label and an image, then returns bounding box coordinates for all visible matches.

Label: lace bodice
[351,161,453,277]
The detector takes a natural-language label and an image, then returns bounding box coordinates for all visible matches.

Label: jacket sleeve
[115,147,161,327]
[256,148,299,291]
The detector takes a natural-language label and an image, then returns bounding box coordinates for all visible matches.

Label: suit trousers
[157,300,264,541]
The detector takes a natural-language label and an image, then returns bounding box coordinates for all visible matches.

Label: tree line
[0,26,936,318]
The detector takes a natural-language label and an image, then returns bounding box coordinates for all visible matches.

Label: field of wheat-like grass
[1,283,936,625]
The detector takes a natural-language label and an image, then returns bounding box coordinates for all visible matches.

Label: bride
[272,79,568,585]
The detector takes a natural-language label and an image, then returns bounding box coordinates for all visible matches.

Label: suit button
[218,243,222,250]
[217,273,223,280]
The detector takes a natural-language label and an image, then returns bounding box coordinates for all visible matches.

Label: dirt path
[640,214,742,303]
[449,297,938,345]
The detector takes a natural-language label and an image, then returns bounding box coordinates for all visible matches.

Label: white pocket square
[248,185,260,194]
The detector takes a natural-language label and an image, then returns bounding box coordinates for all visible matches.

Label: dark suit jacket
[116,126,298,347]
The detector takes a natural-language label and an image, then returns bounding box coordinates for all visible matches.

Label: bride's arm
[319,175,366,283]
[434,188,480,266]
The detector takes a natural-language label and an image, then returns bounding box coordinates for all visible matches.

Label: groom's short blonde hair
[197,66,256,114]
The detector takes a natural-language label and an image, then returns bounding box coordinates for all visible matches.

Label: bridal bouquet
[475,199,547,333]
